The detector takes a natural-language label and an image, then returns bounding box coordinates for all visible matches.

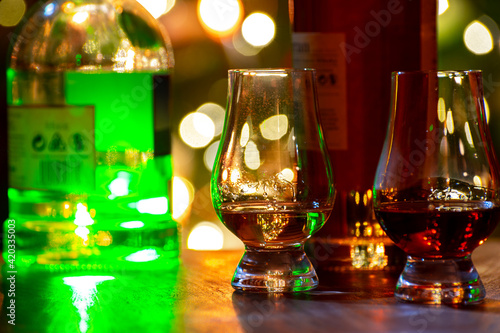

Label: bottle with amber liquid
[6,0,177,271]
[291,0,437,271]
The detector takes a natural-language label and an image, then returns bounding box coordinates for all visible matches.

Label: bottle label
[8,106,95,192]
[292,32,348,150]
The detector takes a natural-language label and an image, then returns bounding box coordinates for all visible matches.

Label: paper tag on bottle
[292,32,348,150]
[8,106,95,192]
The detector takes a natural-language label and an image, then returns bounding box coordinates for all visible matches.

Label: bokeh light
[242,12,275,47]
[187,222,224,250]
[72,11,89,24]
[173,176,194,219]
[204,140,220,171]
[240,123,250,147]
[179,112,215,148]
[196,102,226,135]
[0,0,26,27]
[260,115,288,140]
[137,0,175,18]
[438,0,449,15]
[232,31,263,56]
[244,141,261,170]
[198,0,241,36]
[463,20,494,55]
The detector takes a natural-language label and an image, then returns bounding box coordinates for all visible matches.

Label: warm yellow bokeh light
[187,222,224,250]
[196,102,226,135]
[0,0,26,27]
[242,12,275,47]
[204,140,220,171]
[72,11,89,24]
[198,0,241,34]
[278,168,295,182]
[446,109,454,134]
[137,0,175,18]
[473,175,483,187]
[438,0,449,15]
[464,20,494,55]
[260,115,288,140]
[437,97,446,122]
[173,176,194,219]
[464,122,474,147]
[244,140,261,170]
[240,123,250,147]
[179,112,215,148]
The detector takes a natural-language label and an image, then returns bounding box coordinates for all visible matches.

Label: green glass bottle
[5,0,178,271]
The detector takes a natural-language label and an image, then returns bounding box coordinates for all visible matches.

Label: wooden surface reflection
[2,241,500,332]
[182,241,500,333]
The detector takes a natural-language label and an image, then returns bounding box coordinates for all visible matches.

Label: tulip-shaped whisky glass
[211,69,335,292]
[373,70,500,304]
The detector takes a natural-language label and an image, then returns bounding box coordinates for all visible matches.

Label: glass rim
[228,68,316,74]
[393,69,482,77]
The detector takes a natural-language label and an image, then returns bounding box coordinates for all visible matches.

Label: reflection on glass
[373,70,500,304]
[211,69,335,292]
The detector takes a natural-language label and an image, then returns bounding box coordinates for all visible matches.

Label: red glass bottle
[291,0,437,270]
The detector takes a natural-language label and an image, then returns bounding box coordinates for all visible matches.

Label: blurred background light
[137,0,176,18]
[232,31,263,56]
[173,176,194,219]
[244,140,261,170]
[0,0,26,26]
[187,222,224,250]
[278,168,295,182]
[198,0,242,35]
[203,140,220,171]
[196,102,226,135]
[260,115,288,140]
[44,2,56,16]
[242,12,275,46]
[438,0,449,15]
[240,123,250,147]
[463,20,494,54]
[180,112,216,148]
[72,11,89,24]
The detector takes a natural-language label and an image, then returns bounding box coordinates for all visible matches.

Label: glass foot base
[232,246,318,292]
[395,255,485,304]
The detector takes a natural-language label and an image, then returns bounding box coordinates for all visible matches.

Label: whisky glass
[211,69,335,292]
[374,70,500,304]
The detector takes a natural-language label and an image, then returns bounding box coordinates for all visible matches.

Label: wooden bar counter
[2,240,500,332]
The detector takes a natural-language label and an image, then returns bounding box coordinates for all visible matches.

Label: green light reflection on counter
[5,264,182,332]
[63,276,116,333]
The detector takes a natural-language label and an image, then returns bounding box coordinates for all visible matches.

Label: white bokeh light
[464,20,494,55]
[244,140,261,170]
[198,0,241,33]
[260,115,288,140]
[180,112,216,148]
[196,102,226,136]
[173,176,194,219]
[187,222,224,250]
[204,140,220,171]
[137,0,175,18]
[242,13,275,47]
[438,0,449,15]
